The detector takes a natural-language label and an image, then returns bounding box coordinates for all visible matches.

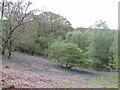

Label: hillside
[1,52,118,88]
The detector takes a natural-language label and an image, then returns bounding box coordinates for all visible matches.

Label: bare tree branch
[1,1,5,20]
[1,1,38,58]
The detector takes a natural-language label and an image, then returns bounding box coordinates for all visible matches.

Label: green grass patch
[28,68,49,72]
[56,81,82,88]
[91,73,118,88]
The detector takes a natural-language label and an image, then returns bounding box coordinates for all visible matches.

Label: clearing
[1,52,118,88]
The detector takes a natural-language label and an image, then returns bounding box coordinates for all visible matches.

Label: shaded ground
[1,52,118,88]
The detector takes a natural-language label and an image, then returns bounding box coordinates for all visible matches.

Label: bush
[81,58,95,69]
[107,57,118,72]
[36,37,49,49]
[48,42,85,68]
[35,37,49,56]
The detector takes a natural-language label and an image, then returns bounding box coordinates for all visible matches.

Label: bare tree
[0,1,4,20]
[0,0,37,58]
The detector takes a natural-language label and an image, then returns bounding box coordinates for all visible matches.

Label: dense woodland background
[0,1,119,72]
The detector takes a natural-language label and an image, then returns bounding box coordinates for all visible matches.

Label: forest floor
[1,52,118,88]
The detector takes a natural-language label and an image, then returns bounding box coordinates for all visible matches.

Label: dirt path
[1,52,118,88]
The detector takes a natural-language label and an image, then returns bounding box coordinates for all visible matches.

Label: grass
[56,81,82,88]
[2,52,119,88]
[27,68,49,72]
[91,73,118,88]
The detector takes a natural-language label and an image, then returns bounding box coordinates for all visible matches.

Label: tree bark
[8,50,11,59]
[2,48,5,55]
[7,39,12,59]
[1,1,4,20]
[7,46,12,59]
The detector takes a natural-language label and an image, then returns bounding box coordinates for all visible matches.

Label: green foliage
[36,36,49,56]
[65,30,90,52]
[107,31,118,72]
[2,5,117,72]
[65,31,81,45]
[64,29,118,71]
[109,31,118,58]
[80,58,95,69]
[48,42,84,68]
[13,21,37,52]
[13,21,49,56]
[33,11,73,41]
[107,57,118,72]
[87,30,114,58]
[37,37,49,49]
[86,30,116,71]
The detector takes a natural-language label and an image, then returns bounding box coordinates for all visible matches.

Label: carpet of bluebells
[1,52,118,88]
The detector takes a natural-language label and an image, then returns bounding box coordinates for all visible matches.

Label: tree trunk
[7,46,12,59]
[7,40,12,59]
[8,50,11,59]
[2,48,5,55]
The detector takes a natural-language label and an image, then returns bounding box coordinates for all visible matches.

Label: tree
[86,30,115,70]
[33,11,73,41]
[12,21,38,54]
[91,20,109,29]
[0,1,4,20]
[12,19,49,56]
[0,1,37,58]
[48,42,84,68]
[65,29,91,52]
[108,31,118,71]
[65,31,81,44]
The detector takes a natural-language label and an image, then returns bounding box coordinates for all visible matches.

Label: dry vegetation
[1,53,118,88]
[1,65,62,88]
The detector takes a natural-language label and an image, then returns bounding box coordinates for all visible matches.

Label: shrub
[37,37,49,56]
[36,37,49,49]
[81,58,95,69]
[13,36,49,56]
[107,57,118,72]
[48,42,85,68]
